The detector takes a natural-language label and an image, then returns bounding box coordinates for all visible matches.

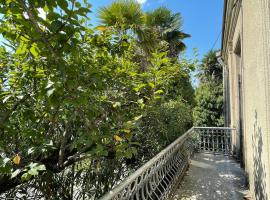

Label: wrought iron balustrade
[99,127,234,200]
[194,127,234,155]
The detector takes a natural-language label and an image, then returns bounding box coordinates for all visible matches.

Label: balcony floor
[173,153,248,200]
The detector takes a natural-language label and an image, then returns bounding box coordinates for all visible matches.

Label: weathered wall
[222,0,270,199]
[228,9,241,158]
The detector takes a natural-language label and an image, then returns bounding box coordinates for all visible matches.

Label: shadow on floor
[172,153,248,200]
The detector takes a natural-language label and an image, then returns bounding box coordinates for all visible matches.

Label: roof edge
[221,0,228,58]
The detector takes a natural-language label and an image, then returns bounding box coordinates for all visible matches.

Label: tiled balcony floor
[173,153,248,200]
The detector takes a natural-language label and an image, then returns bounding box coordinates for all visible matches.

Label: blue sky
[1,0,224,60]
[89,0,224,60]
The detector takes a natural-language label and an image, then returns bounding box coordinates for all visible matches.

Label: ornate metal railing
[99,127,234,200]
[194,127,234,155]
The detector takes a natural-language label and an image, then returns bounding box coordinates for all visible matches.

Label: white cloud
[136,0,147,4]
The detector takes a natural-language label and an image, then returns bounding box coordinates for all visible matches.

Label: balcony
[99,127,248,200]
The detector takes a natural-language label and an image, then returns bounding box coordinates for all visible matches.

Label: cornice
[221,0,242,61]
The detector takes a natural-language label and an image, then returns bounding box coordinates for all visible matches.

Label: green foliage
[98,0,144,31]
[145,7,191,58]
[0,0,195,199]
[166,72,195,106]
[193,83,224,126]
[198,50,223,82]
[193,51,224,127]
[138,100,193,153]
[98,2,190,57]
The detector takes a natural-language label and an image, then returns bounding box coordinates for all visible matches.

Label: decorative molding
[221,0,242,61]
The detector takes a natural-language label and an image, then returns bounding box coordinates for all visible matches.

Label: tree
[193,50,224,127]
[98,2,190,57]
[145,7,191,58]
[98,0,144,33]
[197,50,223,83]
[0,0,195,198]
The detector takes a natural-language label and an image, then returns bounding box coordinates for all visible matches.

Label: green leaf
[28,168,38,176]
[50,20,63,32]
[47,88,55,97]
[11,169,21,179]
[30,45,39,57]
[36,164,46,171]
[43,5,49,12]
[27,147,35,155]
[21,173,32,181]
[58,0,68,10]
[77,7,90,15]
[2,95,11,103]
[137,99,143,104]
[154,90,163,94]
[148,82,155,88]
[16,43,27,55]
[75,2,81,8]
[3,158,11,164]
[95,144,108,156]
[113,102,121,108]
[46,80,54,89]
[134,115,142,121]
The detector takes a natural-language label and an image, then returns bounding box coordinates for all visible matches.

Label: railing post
[230,128,235,155]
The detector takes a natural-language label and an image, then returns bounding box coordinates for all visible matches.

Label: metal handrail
[99,127,196,200]
[99,127,234,200]
[193,126,235,130]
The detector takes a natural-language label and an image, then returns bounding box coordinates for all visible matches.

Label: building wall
[222,0,270,199]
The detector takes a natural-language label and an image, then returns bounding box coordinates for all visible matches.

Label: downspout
[221,0,229,127]
[217,53,227,127]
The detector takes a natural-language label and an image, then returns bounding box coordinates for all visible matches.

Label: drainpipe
[216,51,227,127]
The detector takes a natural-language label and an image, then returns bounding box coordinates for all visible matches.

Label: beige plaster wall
[228,11,242,158]
[223,0,270,199]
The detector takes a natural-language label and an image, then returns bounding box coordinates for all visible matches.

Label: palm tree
[145,7,190,58]
[98,0,157,57]
[199,50,223,82]
[98,0,144,34]
[98,2,190,58]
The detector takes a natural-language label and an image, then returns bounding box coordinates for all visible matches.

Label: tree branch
[0,141,96,194]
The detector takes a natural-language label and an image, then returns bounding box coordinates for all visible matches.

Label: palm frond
[145,7,189,57]
[98,0,144,31]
